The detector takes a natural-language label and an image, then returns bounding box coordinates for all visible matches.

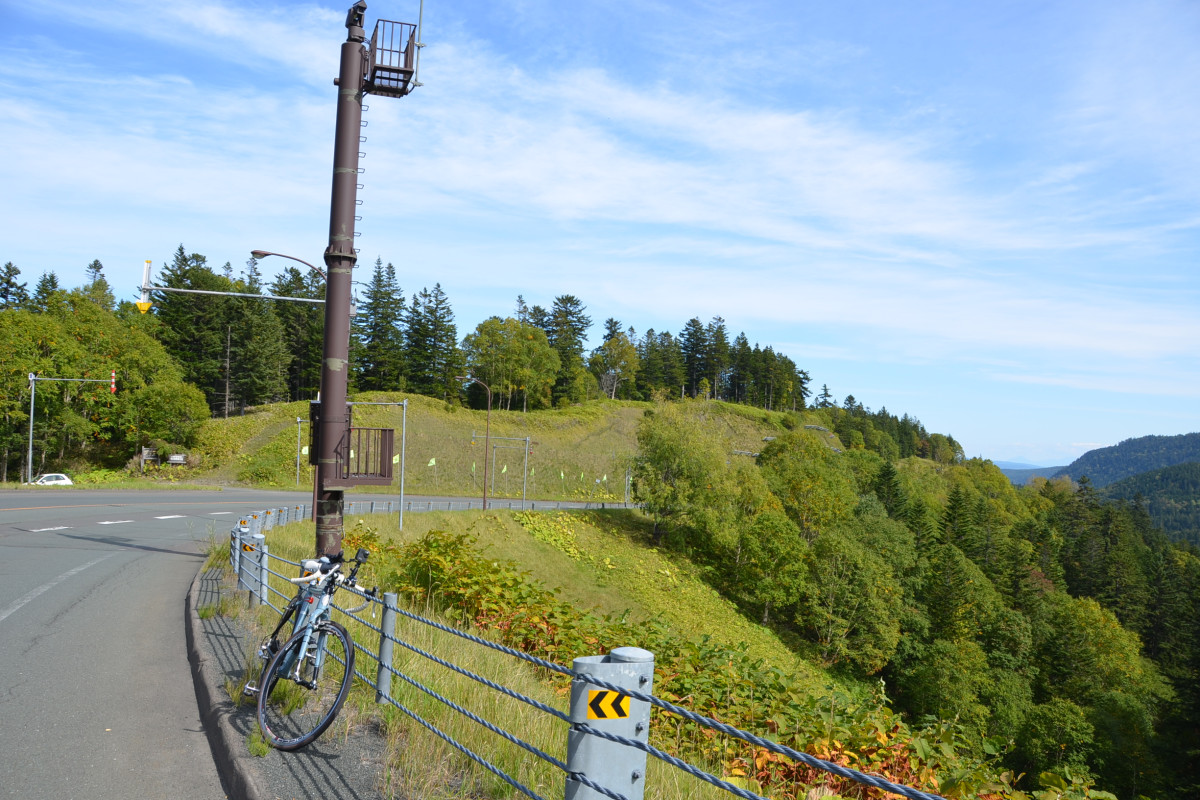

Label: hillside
[1102,461,1200,546]
[1053,431,1200,488]
[185,393,838,497]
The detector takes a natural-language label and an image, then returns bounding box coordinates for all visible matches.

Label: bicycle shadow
[195,568,389,800]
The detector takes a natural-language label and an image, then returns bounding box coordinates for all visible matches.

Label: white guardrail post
[246,533,265,606]
[376,592,399,703]
[566,647,655,800]
[256,535,269,606]
[232,523,250,589]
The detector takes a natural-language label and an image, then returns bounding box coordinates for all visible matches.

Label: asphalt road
[0,488,317,800]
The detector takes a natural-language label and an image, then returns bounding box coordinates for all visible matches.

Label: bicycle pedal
[243,682,260,696]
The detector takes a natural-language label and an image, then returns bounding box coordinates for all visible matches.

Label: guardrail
[228,519,943,800]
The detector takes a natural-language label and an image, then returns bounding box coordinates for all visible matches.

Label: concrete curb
[185,568,265,800]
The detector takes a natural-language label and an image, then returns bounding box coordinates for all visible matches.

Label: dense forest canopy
[633,401,1200,798]
[1102,461,1200,546]
[1054,432,1200,487]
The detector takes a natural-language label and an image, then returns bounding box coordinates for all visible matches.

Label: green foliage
[758,429,858,537]
[1102,461,1200,545]
[378,527,1016,800]
[513,510,583,560]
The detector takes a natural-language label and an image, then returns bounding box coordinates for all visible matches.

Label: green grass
[181,393,823,496]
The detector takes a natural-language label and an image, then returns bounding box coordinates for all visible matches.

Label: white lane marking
[209,511,233,515]
[154,515,185,519]
[29,526,71,532]
[0,556,112,625]
[97,520,133,525]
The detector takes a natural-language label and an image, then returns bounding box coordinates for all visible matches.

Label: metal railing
[228,518,944,800]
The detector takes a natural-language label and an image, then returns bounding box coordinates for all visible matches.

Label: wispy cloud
[1,0,1197,463]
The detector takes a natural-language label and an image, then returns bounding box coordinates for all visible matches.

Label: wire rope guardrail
[229,522,945,800]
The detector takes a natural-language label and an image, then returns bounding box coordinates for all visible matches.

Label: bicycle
[243,547,373,751]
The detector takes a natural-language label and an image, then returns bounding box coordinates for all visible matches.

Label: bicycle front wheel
[257,620,355,750]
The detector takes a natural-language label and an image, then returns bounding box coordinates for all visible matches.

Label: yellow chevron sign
[587,690,630,720]
[242,542,256,552]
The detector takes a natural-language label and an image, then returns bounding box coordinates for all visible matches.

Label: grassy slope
[188,394,817,498]
[224,513,761,799]
[197,397,842,689]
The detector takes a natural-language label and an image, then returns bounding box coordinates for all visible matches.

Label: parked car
[33,473,73,486]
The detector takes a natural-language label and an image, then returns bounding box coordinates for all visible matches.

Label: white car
[33,473,73,486]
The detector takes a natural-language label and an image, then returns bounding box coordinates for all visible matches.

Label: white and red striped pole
[110,370,116,394]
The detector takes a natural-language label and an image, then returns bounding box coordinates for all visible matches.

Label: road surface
[0,488,315,799]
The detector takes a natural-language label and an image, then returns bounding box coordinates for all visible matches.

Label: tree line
[7,247,813,417]
[632,399,1200,798]
[1,248,823,477]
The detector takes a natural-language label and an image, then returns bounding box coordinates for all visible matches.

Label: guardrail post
[230,524,241,575]
[376,591,398,704]
[248,533,265,606]
[257,538,270,606]
[234,523,252,590]
[566,647,655,800]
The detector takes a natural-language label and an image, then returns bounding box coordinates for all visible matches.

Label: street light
[456,376,491,511]
[250,250,327,281]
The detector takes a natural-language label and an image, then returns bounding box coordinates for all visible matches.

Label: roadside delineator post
[567,647,655,800]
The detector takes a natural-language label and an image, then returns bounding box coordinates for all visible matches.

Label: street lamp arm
[251,250,327,281]
[456,376,492,512]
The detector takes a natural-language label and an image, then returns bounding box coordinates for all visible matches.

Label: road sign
[587,690,630,720]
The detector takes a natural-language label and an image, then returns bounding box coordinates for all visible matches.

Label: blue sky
[2,0,1197,466]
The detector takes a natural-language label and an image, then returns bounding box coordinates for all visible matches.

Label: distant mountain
[1000,465,1068,486]
[1054,432,1200,488]
[994,460,1041,469]
[1102,462,1200,547]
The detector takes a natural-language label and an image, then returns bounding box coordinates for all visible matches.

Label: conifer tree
[679,317,707,397]
[0,262,28,310]
[83,259,115,310]
[356,259,406,391]
[545,295,592,404]
[405,284,461,400]
[269,266,325,401]
[31,271,60,312]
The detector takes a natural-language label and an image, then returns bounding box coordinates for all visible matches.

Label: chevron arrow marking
[587,689,631,720]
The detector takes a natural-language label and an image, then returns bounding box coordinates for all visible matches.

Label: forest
[1054,433,1200,487]
[5,251,1200,798]
[633,400,1200,798]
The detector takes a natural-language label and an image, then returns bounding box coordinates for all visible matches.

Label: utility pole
[314,1,420,557]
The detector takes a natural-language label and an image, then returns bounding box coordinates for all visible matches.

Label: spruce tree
[31,271,60,312]
[356,259,406,391]
[269,266,325,401]
[679,317,707,397]
[83,259,115,310]
[546,295,592,404]
[0,262,28,310]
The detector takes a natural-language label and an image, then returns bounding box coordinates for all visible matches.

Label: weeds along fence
[228,516,943,800]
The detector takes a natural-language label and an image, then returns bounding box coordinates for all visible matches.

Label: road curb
[185,568,266,800]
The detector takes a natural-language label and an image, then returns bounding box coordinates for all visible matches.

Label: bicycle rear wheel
[257,620,355,750]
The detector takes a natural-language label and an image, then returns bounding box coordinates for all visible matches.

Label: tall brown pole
[315,2,368,557]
